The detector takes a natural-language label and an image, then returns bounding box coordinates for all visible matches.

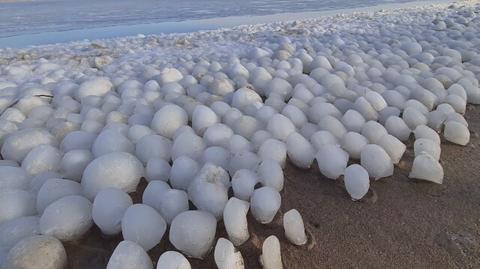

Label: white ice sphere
[315,144,349,179]
[1,128,57,163]
[196,163,230,188]
[0,216,39,250]
[414,125,441,144]
[250,187,281,224]
[157,189,189,224]
[188,179,228,220]
[229,134,252,154]
[0,166,29,190]
[360,144,393,180]
[128,125,154,144]
[267,114,296,141]
[258,138,287,167]
[201,146,230,169]
[151,104,188,139]
[170,156,199,190]
[142,180,170,210]
[192,105,219,135]
[310,130,338,151]
[76,77,112,100]
[427,110,447,132]
[409,153,444,184]
[135,134,172,164]
[353,97,378,121]
[59,150,93,181]
[361,121,387,144]
[444,121,470,146]
[286,132,315,169]
[232,169,258,201]
[214,238,245,269]
[82,152,144,200]
[318,115,347,140]
[169,210,217,259]
[92,129,134,158]
[281,104,307,128]
[341,109,366,133]
[260,235,283,269]
[403,107,428,130]
[92,188,132,235]
[203,123,233,148]
[145,158,171,182]
[385,116,411,141]
[229,151,260,175]
[107,240,153,269]
[365,91,387,111]
[414,138,441,161]
[122,204,166,251]
[157,251,191,269]
[21,144,61,176]
[5,235,67,269]
[444,94,466,114]
[0,190,35,224]
[223,198,250,246]
[158,68,183,84]
[36,178,82,214]
[171,131,205,161]
[39,195,92,241]
[232,87,262,109]
[60,131,96,152]
[378,134,406,164]
[341,132,368,159]
[257,159,284,191]
[283,209,307,246]
[344,164,370,200]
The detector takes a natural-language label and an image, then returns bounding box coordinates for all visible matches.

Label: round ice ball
[170,156,199,190]
[145,158,171,182]
[361,121,387,144]
[0,190,36,224]
[192,105,219,135]
[378,134,406,164]
[201,146,231,170]
[403,107,428,130]
[39,195,92,241]
[409,152,444,184]
[60,131,96,152]
[341,132,368,159]
[171,131,205,161]
[142,180,170,211]
[107,240,153,269]
[91,129,134,158]
[214,237,245,269]
[188,179,228,220]
[1,128,57,163]
[286,132,315,169]
[156,251,191,269]
[250,186,281,224]
[92,188,132,235]
[5,235,67,269]
[76,77,113,100]
[223,197,250,246]
[283,209,307,246]
[36,178,82,214]
[257,159,284,191]
[360,144,393,180]
[0,216,39,250]
[310,130,338,151]
[267,114,296,141]
[316,144,349,179]
[169,210,217,259]
[341,109,366,133]
[81,152,144,200]
[385,116,411,142]
[0,166,29,190]
[414,125,441,145]
[21,144,61,176]
[258,138,287,167]
[344,164,370,200]
[203,123,234,148]
[135,134,172,164]
[260,235,283,269]
[444,121,470,146]
[414,138,441,161]
[121,204,166,251]
[59,149,93,182]
[151,104,188,139]
[157,189,189,224]
[231,169,258,201]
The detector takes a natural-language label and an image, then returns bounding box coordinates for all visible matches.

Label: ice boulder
[39,195,92,241]
[81,152,144,200]
[250,187,281,224]
[170,156,199,190]
[344,164,370,200]
[414,138,441,161]
[267,114,296,141]
[107,240,153,269]
[223,197,250,246]
[231,169,258,201]
[36,178,82,214]
[92,129,134,157]
[151,104,188,139]
[0,166,29,190]
[214,238,245,269]
[444,121,470,146]
[156,251,191,269]
[135,134,172,164]
[0,216,39,250]
[169,210,217,259]
[5,235,67,269]
[76,77,113,100]
[1,128,57,163]
[316,144,349,179]
[92,188,132,235]
[409,153,444,184]
[378,134,406,164]
[121,204,166,251]
[0,190,35,224]
[260,235,283,269]
[145,158,171,182]
[286,132,315,169]
[257,159,284,191]
[59,149,93,182]
[341,132,368,159]
[360,144,393,180]
[283,209,307,246]
[192,105,219,135]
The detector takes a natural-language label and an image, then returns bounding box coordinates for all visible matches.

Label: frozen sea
[0,0,442,47]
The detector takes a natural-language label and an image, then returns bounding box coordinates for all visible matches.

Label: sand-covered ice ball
[81,152,144,200]
[169,210,217,259]
[92,188,133,235]
[5,235,67,269]
[121,204,166,251]
[106,240,153,269]
[39,195,92,241]
[250,186,281,224]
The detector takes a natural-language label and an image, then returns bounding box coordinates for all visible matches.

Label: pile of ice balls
[1,2,480,268]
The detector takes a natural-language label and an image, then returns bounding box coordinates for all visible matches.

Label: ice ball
[223,197,250,246]
[360,144,393,180]
[92,188,132,235]
[250,187,281,224]
[316,144,349,179]
[106,240,153,269]
[121,204,166,251]
[5,235,67,269]
[344,164,370,200]
[409,153,444,184]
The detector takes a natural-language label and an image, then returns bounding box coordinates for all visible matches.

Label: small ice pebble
[409,152,444,184]
[121,204,166,251]
[157,251,191,269]
[316,144,349,179]
[360,144,393,180]
[214,238,245,269]
[250,187,281,224]
[283,209,307,245]
[107,240,153,269]
[260,235,283,269]
[344,164,370,200]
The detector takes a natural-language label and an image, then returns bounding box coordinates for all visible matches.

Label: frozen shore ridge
[1,1,480,268]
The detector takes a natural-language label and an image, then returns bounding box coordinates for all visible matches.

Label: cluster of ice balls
[1,2,480,268]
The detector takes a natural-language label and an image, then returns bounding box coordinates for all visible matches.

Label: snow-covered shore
[1,0,480,267]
